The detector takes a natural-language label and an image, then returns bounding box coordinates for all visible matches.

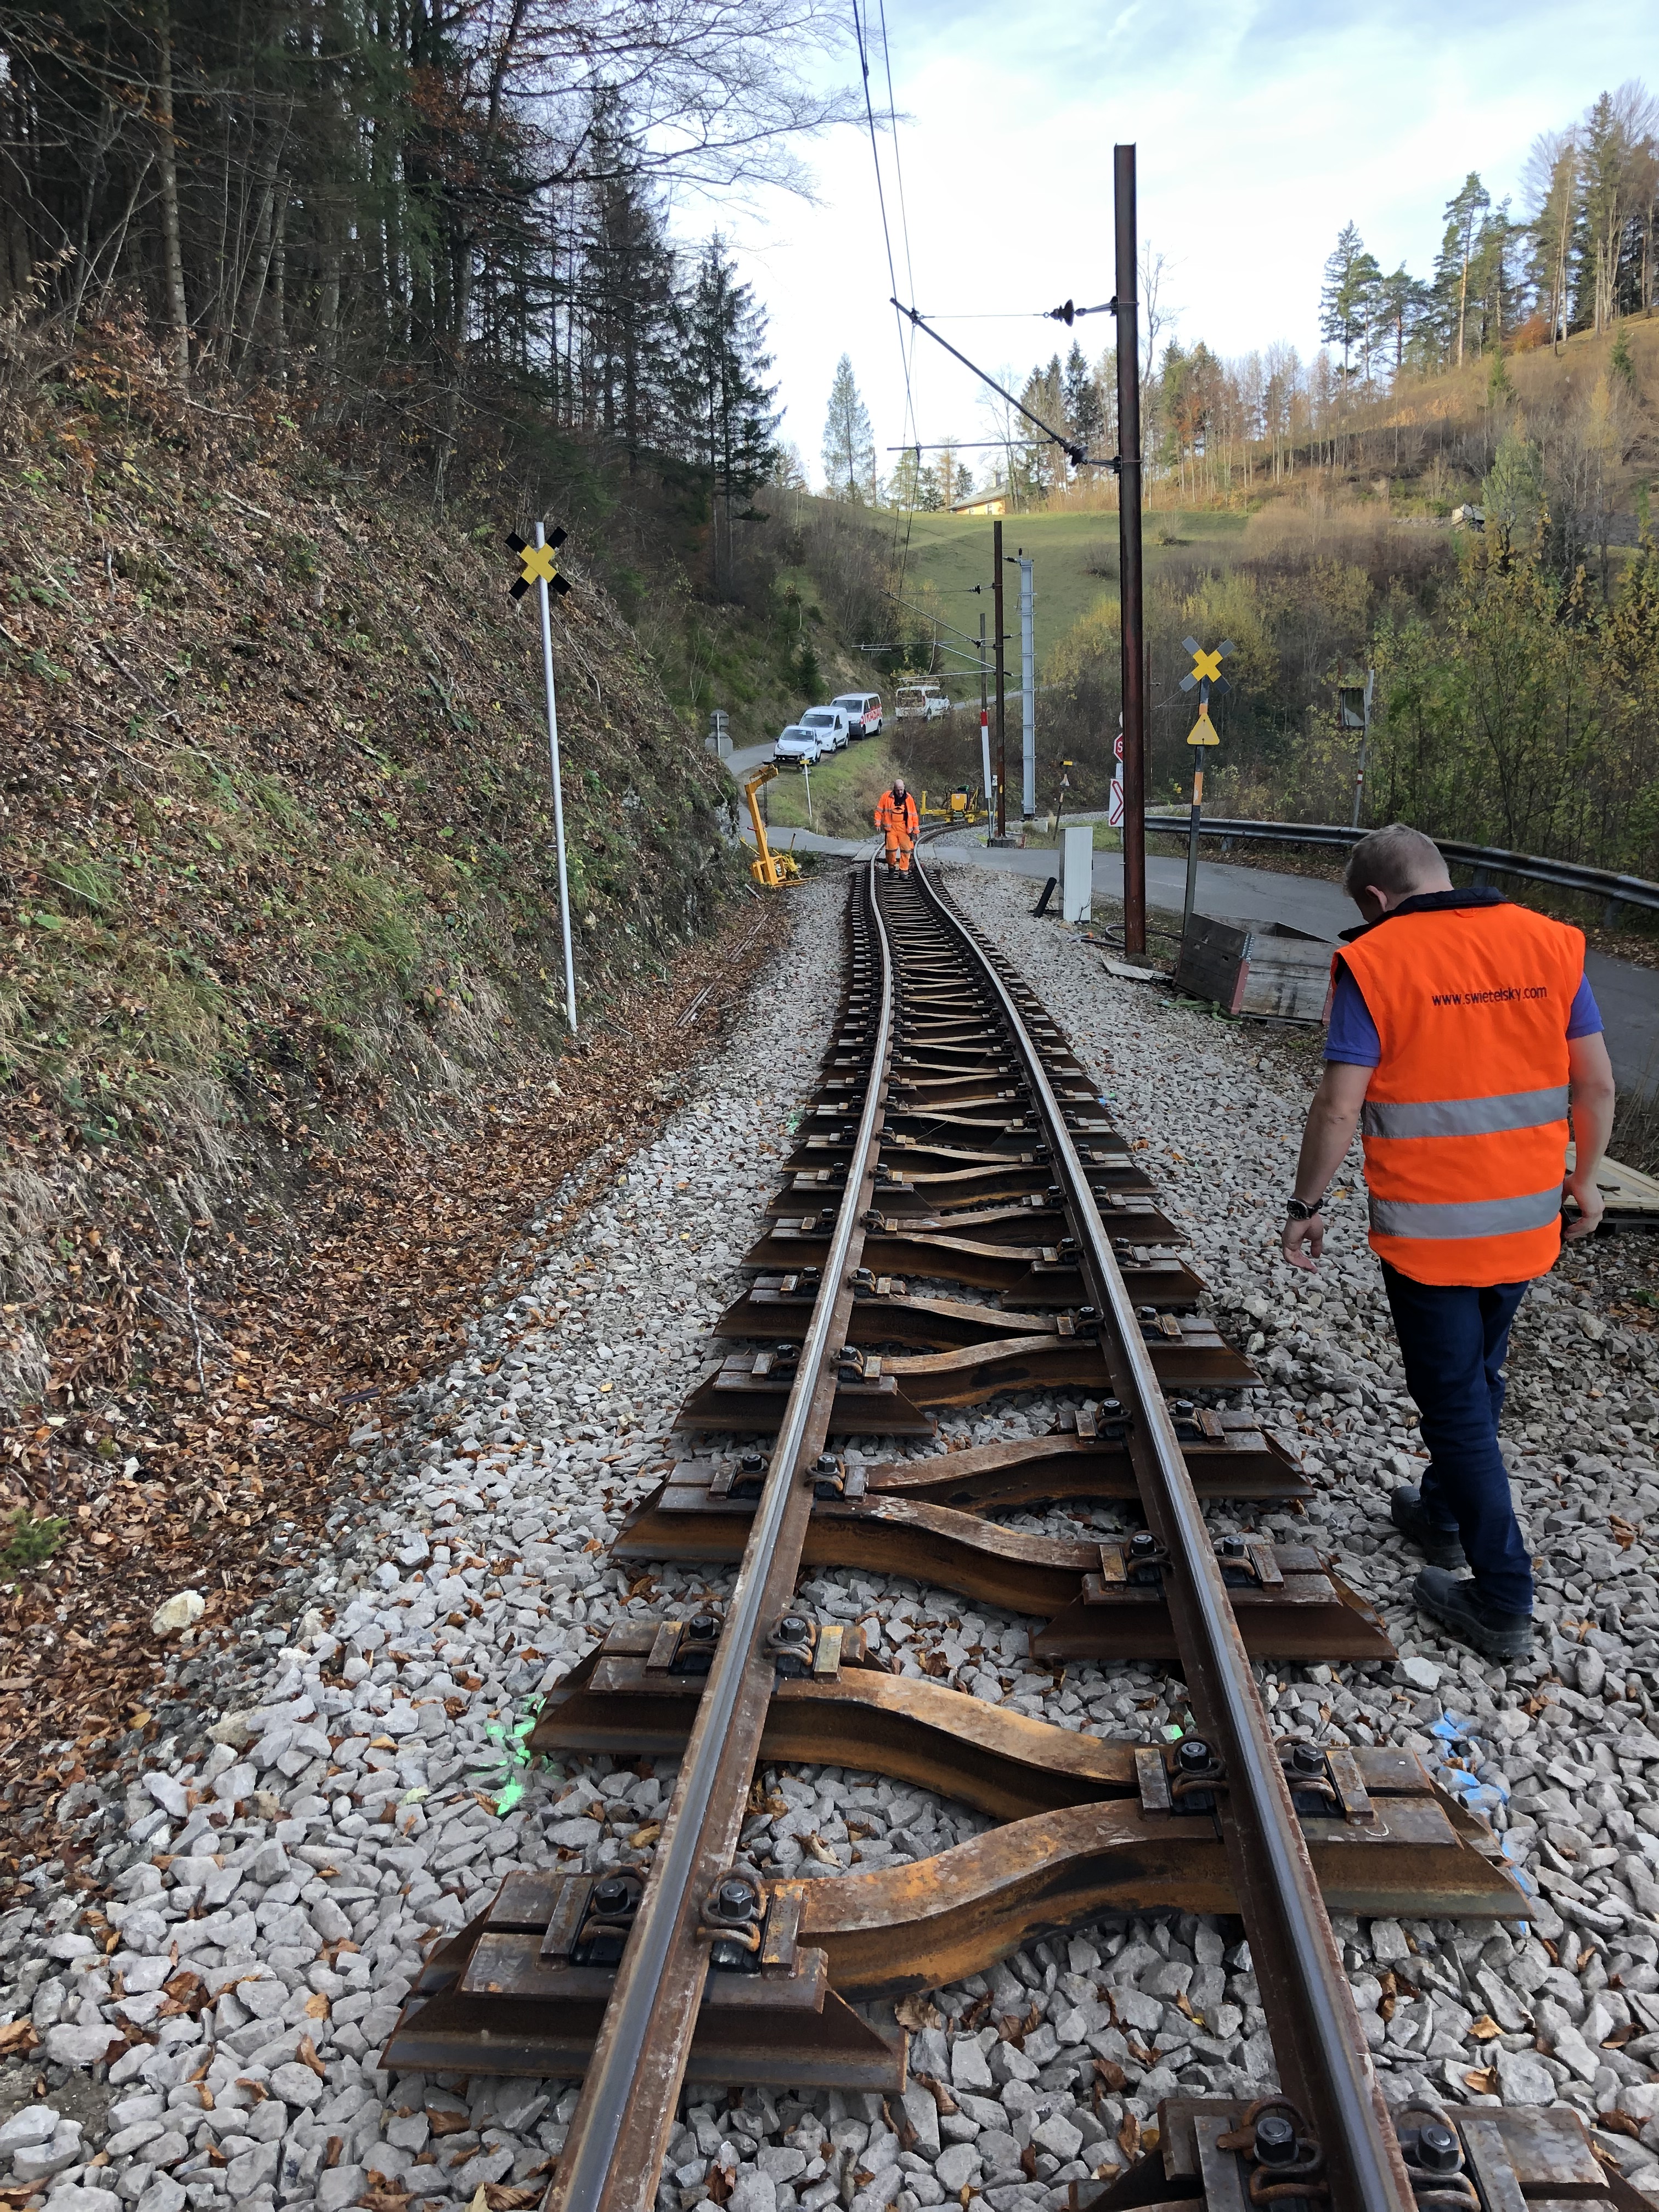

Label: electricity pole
[992,518,1008,842]
[978,610,992,820]
[1114,144,1147,955]
[1018,551,1035,817]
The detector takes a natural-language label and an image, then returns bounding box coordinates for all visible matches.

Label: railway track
[380,850,1629,2211]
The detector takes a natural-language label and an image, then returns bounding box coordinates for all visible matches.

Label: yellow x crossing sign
[1179,635,1235,695]
[507,525,571,602]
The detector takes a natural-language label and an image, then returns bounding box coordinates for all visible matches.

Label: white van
[893,682,950,722]
[831,691,883,738]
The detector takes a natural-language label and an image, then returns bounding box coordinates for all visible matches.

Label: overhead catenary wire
[850,0,921,597]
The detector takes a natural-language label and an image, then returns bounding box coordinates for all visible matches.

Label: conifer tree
[821,356,875,500]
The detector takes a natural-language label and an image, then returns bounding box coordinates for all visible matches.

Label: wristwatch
[1284,1197,1323,1221]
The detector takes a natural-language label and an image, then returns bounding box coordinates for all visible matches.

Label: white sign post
[1062,822,1093,923]
[532,520,578,1036]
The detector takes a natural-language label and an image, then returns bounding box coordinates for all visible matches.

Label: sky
[673,0,1645,489]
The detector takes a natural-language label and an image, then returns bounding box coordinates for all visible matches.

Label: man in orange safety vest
[874,778,919,875]
[1280,823,1616,1660]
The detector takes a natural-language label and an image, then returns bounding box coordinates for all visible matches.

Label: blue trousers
[1381,1262,1533,1616]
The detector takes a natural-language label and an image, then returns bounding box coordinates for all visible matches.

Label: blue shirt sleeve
[1567,974,1603,1041]
[1325,966,1381,1066]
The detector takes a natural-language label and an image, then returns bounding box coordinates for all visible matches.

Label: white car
[832,691,883,738]
[773,725,823,765]
[798,706,851,753]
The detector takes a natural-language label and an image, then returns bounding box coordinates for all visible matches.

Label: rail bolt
[1289,1742,1324,1776]
[718,1879,755,1917]
[686,1614,720,1642]
[593,1877,635,1917]
[1252,2113,1299,2167]
[1176,1739,1214,1775]
[1129,1532,1157,1556]
[1415,2122,1459,2174]
[777,1616,809,1644]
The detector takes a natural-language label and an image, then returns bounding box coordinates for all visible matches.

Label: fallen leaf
[1598,2111,1643,2139]
[1118,2111,1141,2163]
[894,1994,944,2033]
[804,1833,839,1867]
[1469,2014,1502,2041]
[628,1823,661,1848]
[1464,2066,1498,2095]
[0,2022,39,2056]
[427,2110,472,2137]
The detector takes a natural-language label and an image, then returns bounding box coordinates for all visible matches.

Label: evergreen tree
[1481,426,1543,552]
[821,356,875,499]
[674,236,780,594]
[1063,340,1105,460]
[1434,174,1493,364]
[1319,222,1383,381]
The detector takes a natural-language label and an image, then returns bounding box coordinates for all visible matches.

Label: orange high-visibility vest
[1336,901,1584,1287]
[874,788,918,839]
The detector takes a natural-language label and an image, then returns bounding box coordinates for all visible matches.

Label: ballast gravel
[4,854,1659,2212]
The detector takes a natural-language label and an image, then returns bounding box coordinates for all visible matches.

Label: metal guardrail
[1144,814,1659,917]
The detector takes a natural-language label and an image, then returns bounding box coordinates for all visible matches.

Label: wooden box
[1173,915,1334,1022]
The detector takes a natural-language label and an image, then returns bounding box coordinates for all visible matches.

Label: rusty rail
[910,859,1412,2210]
[375,850,1612,2212]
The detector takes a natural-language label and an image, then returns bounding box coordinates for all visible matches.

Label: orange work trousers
[884,832,913,874]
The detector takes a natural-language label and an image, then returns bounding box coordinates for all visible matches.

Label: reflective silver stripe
[1369,1185,1564,1241]
[1362,1085,1569,1141]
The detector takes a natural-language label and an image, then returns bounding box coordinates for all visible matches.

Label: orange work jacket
[1336,899,1584,1288]
[874,788,918,840]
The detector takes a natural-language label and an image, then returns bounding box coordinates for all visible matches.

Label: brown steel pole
[1115,144,1147,955]
[992,518,1007,841]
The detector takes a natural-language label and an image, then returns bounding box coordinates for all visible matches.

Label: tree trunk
[154,7,191,392]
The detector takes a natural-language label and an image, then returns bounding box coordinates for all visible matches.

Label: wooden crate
[1173,915,1334,1022]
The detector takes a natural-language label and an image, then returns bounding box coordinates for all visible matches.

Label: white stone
[1398,1657,1441,1692]
[150,1591,205,1637]
[0,2106,61,2153]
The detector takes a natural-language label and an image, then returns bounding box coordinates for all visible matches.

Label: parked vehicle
[798,706,851,752]
[831,691,883,738]
[772,725,823,765]
[894,681,951,721]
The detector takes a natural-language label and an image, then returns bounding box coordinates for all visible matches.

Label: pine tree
[821,357,875,499]
[1434,175,1493,365]
[1319,222,1383,382]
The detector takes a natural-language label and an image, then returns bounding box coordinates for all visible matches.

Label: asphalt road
[733,810,1659,1096]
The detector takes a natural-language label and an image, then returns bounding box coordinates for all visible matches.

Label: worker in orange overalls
[873,778,919,874]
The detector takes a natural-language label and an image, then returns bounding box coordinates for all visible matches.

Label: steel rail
[549,854,896,2212]
[909,851,1414,2212]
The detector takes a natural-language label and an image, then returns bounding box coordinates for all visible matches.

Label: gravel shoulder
[7,859,1659,2212]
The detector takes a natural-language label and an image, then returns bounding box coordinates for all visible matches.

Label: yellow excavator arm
[743,762,800,889]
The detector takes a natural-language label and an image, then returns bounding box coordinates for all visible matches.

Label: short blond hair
[1342,823,1449,900]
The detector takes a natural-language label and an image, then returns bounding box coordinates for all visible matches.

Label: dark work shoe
[1389,1485,1465,1571]
[1413,1567,1534,1660]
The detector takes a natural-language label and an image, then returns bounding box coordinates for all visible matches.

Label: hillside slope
[0,333,793,1849]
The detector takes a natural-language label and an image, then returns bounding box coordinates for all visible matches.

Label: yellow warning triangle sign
[1186,701,1220,747]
